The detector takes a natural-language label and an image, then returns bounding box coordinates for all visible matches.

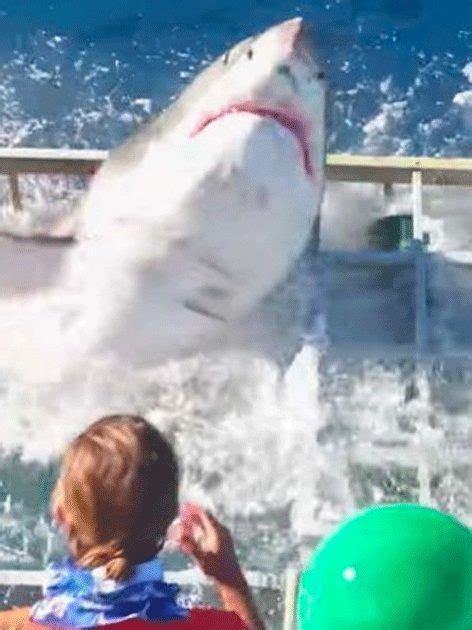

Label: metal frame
[1,149,472,628]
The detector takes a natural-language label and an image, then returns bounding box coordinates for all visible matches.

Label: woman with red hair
[0,415,263,629]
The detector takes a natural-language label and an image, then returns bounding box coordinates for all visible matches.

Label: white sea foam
[453,64,472,129]
[462,62,472,83]
[2,175,472,530]
[361,100,412,154]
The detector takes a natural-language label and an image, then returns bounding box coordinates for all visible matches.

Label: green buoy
[297,504,472,629]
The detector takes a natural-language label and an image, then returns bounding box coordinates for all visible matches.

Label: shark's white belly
[63,114,319,366]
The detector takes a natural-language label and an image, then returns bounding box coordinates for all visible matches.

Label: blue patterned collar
[31,557,188,627]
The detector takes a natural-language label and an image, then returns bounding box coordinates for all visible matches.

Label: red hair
[53,415,179,580]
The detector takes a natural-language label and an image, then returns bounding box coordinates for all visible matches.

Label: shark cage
[0,150,471,628]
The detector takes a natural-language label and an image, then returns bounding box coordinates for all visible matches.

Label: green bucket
[368,215,413,251]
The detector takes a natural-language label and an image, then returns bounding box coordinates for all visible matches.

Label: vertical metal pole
[383,182,393,203]
[414,243,428,353]
[283,568,299,630]
[411,170,423,240]
[411,170,428,352]
[9,173,22,212]
[382,182,394,219]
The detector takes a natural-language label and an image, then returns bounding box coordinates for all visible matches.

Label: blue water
[0,0,470,155]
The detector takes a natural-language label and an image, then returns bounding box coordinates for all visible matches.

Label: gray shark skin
[0,18,327,382]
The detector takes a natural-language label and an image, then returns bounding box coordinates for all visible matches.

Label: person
[297,503,472,629]
[0,415,264,629]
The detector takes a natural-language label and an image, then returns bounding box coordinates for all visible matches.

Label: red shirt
[0,608,248,630]
[96,610,248,629]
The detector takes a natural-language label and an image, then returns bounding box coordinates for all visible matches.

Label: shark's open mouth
[191,102,313,177]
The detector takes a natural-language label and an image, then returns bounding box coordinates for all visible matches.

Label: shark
[0,17,327,382]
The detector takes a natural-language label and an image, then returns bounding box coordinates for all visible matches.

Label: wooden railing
[1,148,471,213]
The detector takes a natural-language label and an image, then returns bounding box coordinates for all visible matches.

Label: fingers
[169,503,240,583]
[168,522,197,556]
[177,534,200,558]
[194,506,221,532]
[168,511,207,560]
[180,502,222,538]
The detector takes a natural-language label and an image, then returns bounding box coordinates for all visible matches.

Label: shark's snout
[278,17,303,43]
[279,18,316,58]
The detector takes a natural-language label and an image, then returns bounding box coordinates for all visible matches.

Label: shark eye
[223,52,230,66]
[317,71,326,80]
[247,48,253,60]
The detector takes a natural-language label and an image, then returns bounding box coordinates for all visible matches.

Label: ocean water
[0,2,472,627]
[0,0,470,154]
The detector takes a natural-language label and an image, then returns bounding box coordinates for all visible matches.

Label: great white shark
[0,17,327,383]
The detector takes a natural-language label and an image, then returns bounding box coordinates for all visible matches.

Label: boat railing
[1,148,472,214]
